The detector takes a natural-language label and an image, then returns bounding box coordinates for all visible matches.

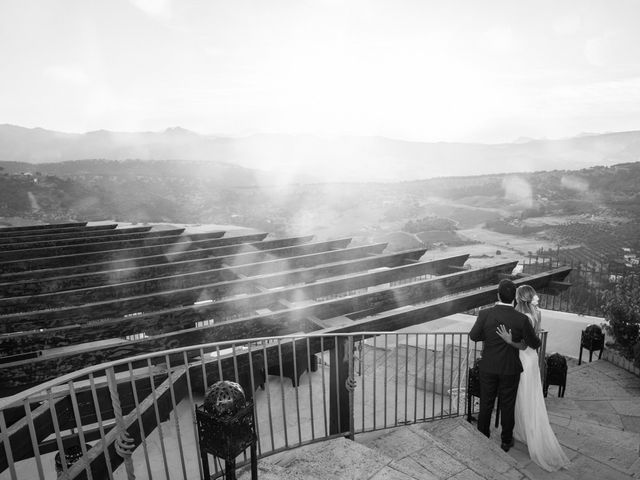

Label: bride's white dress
[513,326,570,472]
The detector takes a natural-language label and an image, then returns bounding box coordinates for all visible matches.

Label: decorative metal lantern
[196,380,257,480]
[544,353,567,397]
[466,357,500,426]
[466,358,481,422]
[579,324,605,365]
[467,358,481,398]
[203,380,247,418]
[55,444,91,477]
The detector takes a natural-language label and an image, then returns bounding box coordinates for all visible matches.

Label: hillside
[0,159,299,186]
[1,161,639,261]
[2,124,640,182]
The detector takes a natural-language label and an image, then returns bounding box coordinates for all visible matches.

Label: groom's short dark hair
[497,279,517,304]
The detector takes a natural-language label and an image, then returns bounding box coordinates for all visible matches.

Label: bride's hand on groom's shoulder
[496,324,512,342]
[497,325,527,350]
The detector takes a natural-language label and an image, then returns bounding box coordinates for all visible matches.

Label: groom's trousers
[477,371,520,442]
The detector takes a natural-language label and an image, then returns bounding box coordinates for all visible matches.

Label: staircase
[239,419,527,479]
[239,359,640,480]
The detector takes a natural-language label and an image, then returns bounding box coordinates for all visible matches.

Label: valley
[2,160,639,272]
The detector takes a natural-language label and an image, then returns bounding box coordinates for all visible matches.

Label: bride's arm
[496,324,527,350]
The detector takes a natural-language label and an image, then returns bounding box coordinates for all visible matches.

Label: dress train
[513,347,570,472]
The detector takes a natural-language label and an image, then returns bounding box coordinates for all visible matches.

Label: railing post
[106,367,136,480]
[347,335,355,440]
[329,336,352,437]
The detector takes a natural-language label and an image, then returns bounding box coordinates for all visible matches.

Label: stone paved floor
[490,358,640,479]
[6,312,635,479]
[241,358,640,480]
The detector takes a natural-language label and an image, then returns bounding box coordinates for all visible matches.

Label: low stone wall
[602,348,640,377]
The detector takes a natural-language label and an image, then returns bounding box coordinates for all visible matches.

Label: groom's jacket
[469,304,541,375]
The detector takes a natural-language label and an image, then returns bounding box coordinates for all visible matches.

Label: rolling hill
[1,124,640,182]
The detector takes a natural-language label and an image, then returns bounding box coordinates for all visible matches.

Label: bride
[496,285,570,472]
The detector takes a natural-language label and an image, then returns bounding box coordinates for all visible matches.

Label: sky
[1,0,640,144]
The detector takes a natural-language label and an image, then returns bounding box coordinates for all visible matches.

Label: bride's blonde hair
[515,285,541,332]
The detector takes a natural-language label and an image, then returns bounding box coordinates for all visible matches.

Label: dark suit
[469,303,541,442]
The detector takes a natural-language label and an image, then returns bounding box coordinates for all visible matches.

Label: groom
[469,279,540,451]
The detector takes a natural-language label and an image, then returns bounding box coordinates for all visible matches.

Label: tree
[601,274,640,357]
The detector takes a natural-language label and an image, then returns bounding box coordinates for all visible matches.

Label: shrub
[601,274,640,357]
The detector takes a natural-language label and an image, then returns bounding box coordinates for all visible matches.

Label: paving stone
[562,453,636,480]
[450,468,486,480]
[612,400,640,417]
[518,461,575,480]
[553,423,639,471]
[571,399,618,414]
[357,425,428,460]
[266,437,392,479]
[549,407,624,430]
[368,465,422,480]
[547,412,572,428]
[544,396,576,412]
[507,441,536,464]
[387,456,441,480]
[624,386,640,396]
[592,362,640,381]
[630,457,640,477]
[565,417,639,452]
[621,415,640,434]
[437,421,517,473]
[565,382,631,401]
[238,461,320,480]
[419,420,524,480]
[408,443,467,478]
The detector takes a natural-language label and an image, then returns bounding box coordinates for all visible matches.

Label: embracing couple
[469,279,570,472]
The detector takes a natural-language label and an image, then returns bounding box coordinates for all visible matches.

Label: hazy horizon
[5,122,638,146]
[2,0,640,146]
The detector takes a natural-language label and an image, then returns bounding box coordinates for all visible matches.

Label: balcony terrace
[0,221,637,479]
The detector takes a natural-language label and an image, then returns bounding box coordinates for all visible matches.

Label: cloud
[44,65,90,85]
[128,0,172,20]
[482,26,516,54]
[584,30,639,69]
[552,14,582,36]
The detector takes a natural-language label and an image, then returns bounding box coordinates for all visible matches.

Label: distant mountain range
[1,124,640,182]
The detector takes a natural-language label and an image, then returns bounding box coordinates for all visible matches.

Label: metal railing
[520,256,637,317]
[0,330,547,480]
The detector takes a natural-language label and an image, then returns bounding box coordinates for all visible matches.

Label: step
[419,417,528,480]
[239,436,398,479]
[359,420,528,479]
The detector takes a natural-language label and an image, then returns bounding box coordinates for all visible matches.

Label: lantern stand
[544,353,567,397]
[578,324,605,365]
[196,381,257,480]
[466,358,500,427]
